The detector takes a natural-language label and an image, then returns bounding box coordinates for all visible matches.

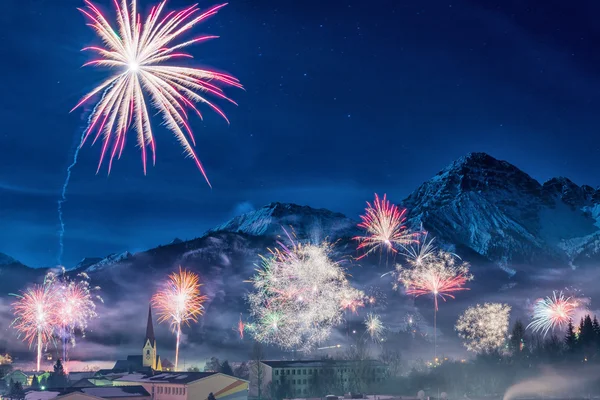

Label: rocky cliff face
[402,152,600,271]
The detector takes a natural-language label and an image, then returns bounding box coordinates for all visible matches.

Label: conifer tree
[565,320,577,354]
[30,374,40,390]
[509,320,526,355]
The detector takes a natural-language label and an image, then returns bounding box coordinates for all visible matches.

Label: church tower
[142,306,157,370]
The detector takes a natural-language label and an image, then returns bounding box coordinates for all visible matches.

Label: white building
[250,360,387,398]
[115,371,248,400]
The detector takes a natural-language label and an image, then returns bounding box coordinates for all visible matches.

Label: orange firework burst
[11,283,59,372]
[236,314,245,339]
[152,267,207,371]
[354,194,417,260]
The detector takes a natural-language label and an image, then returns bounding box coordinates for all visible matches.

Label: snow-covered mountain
[402,152,600,270]
[209,202,359,242]
[3,152,600,361]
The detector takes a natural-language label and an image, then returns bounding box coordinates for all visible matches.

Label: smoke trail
[57,132,85,266]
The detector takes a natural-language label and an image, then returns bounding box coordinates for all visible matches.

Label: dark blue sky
[1,0,600,268]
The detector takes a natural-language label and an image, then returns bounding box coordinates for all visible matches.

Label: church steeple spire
[145,305,156,347]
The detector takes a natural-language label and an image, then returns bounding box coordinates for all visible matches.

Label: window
[302,370,306,375]
[183,388,186,396]
[275,370,279,376]
[287,370,290,375]
[292,369,296,375]
[303,379,306,384]
[147,350,150,355]
[308,370,312,375]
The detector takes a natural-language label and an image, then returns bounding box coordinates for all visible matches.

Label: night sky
[2,0,600,268]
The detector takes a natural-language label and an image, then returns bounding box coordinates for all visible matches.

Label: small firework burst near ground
[247,238,364,351]
[394,245,472,359]
[364,313,384,342]
[354,194,417,260]
[152,267,207,371]
[527,291,577,337]
[456,303,511,353]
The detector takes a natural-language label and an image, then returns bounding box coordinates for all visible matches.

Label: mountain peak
[210,202,358,240]
[0,252,18,266]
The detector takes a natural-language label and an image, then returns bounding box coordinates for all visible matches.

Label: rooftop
[62,385,150,398]
[261,360,385,368]
[116,372,217,384]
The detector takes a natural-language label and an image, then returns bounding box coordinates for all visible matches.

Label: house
[3,370,51,389]
[23,385,150,400]
[250,360,388,398]
[114,371,248,400]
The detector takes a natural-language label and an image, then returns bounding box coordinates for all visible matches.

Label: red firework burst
[354,194,417,260]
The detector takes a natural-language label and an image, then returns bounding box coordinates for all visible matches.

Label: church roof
[145,307,155,347]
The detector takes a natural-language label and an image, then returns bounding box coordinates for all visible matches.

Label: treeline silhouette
[379,316,600,397]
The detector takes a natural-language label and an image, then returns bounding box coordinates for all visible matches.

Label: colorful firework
[73,0,242,184]
[455,303,511,353]
[395,247,472,358]
[364,313,384,341]
[527,291,577,337]
[395,250,472,311]
[365,286,387,310]
[402,231,437,266]
[354,194,417,260]
[46,268,102,370]
[152,267,207,371]
[248,238,364,351]
[11,282,59,372]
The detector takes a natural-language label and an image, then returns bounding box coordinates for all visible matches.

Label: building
[250,360,387,398]
[3,370,51,389]
[23,386,150,400]
[112,307,162,373]
[115,371,248,400]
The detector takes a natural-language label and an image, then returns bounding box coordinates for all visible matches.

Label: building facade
[115,372,248,400]
[251,360,387,398]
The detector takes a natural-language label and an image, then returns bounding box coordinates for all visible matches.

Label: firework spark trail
[72,0,242,185]
[527,291,577,337]
[248,238,364,351]
[354,194,417,260]
[152,267,207,371]
[57,131,86,266]
[456,303,511,353]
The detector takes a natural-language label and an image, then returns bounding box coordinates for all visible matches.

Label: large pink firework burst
[11,283,60,372]
[354,194,417,260]
[73,0,242,185]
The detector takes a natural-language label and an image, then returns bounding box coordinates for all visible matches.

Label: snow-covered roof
[25,391,61,400]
